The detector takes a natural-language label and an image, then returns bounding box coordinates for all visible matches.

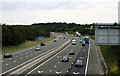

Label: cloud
[1,0,119,24]
[2,0,119,11]
[2,1,92,11]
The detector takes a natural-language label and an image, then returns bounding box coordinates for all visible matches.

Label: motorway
[2,33,70,75]
[23,36,89,76]
[1,33,103,76]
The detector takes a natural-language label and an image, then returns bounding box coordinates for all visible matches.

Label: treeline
[2,22,95,46]
[2,24,50,46]
[32,22,95,35]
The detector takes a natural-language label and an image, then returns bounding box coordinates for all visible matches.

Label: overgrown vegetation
[100,46,120,75]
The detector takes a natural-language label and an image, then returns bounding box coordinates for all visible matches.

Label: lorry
[84,36,89,44]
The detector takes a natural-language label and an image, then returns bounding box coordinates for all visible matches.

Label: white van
[72,40,76,45]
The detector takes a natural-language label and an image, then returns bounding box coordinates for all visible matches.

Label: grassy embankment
[91,36,120,75]
[2,35,55,54]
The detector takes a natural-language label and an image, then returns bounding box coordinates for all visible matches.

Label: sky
[0,0,120,25]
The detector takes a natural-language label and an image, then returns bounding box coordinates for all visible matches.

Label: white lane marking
[54,65,56,68]
[58,62,60,64]
[26,44,71,74]
[14,60,16,62]
[56,71,61,74]
[85,40,91,76]
[6,64,8,66]
[50,70,52,72]
[9,58,11,60]
[20,58,23,59]
[38,71,43,73]
[83,50,86,51]
[74,59,75,61]
[80,57,84,59]
[57,56,59,58]
[1,46,58,75]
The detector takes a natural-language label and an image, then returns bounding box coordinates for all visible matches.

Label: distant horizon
[1,22,119,25]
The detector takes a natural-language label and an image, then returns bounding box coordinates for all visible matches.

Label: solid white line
[26,44,71,75]
[84,40,91,76]
[6,64,8,66]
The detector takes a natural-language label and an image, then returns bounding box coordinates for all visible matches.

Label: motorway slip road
[2,33,70,75]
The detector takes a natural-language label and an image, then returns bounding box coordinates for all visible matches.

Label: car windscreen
[76,60,82,64]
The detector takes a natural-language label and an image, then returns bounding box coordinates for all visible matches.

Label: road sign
[95,23,120,45]
[38,37,43,40]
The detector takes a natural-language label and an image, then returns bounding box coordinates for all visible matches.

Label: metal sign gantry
[95,23,120,45]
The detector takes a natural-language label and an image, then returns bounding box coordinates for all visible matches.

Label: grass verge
[2,35,55,54]
[100,46,120,75]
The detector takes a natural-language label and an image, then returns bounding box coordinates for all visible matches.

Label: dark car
[41,42,45,46]
[75,60,83,67]
[35,47,40,51]
[61,56,69,62]
[63,37,65,39]
[82,42,85,46]
[54,40,57,42]
[3,53,12,58]
[69,50,75,55]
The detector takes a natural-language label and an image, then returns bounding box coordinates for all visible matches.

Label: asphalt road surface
[2,33,70,75]
[25,36,89,76]
[1,34,103,76]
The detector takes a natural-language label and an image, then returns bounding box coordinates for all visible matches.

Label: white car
[72,40,76,45]
[35,47,40,51]
[60,35,62,38]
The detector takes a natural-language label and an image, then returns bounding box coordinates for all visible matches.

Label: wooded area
[2,22,94,46]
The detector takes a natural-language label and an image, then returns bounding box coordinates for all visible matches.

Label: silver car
[35,47,40,51]
[61,56,69,62]
[75,60,83,67]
